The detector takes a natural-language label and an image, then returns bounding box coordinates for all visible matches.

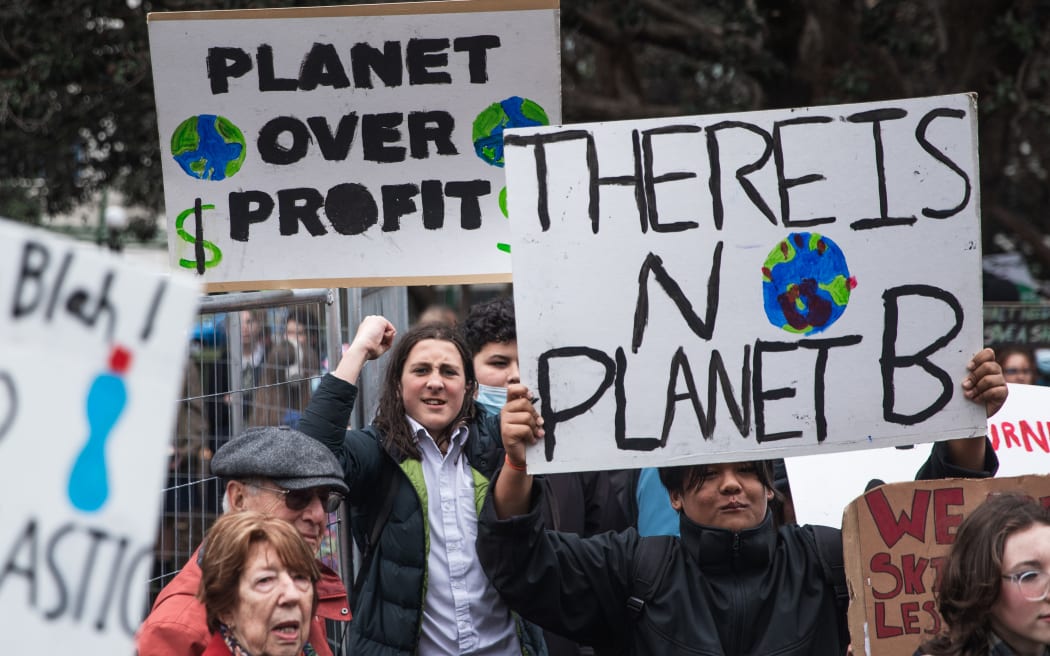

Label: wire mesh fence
[148,288,345,615]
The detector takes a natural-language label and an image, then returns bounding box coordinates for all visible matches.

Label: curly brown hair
[918,493,1050,656]
[373,322,477,460]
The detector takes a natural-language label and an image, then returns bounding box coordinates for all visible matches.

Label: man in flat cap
[137,426,351,656]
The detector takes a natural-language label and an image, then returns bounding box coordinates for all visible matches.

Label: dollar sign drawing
[176,198,223,274]
[496,186,511,253]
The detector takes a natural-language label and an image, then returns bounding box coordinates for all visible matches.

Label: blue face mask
[475,383,508,416]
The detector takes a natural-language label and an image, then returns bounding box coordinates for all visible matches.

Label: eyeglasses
[251,484,344,513]
[1003,367,1034,376]
[1002,569,1050,602]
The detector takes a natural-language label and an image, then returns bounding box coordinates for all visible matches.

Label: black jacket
[299,374,546,656]
[477,441,998,656]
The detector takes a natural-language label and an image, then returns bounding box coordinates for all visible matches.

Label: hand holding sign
[501,383,545,465]
[961,347,1007,417]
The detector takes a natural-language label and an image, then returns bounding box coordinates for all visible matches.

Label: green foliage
[0,0,357,216]
[4,0,1050,271]
[0,180,43,224]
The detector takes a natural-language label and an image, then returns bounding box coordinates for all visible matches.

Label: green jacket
[300,374,547,656]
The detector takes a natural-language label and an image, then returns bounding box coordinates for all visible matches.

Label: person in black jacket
[463,297,630,656]
[297,315,546,656]
[476,348,1007,656]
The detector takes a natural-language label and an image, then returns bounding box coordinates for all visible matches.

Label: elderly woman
[916,493,1050,656]
[197,511,320,656]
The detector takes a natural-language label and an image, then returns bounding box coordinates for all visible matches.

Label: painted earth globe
[170,114,246,181]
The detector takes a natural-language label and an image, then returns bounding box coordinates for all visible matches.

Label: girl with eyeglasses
[916,493,1050,656]
[997,345,1038,386]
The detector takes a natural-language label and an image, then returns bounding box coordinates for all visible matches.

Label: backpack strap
[804,524,849,648]
[625,535,675,620]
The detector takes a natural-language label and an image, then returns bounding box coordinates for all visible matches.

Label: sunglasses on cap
[251,483,344,513]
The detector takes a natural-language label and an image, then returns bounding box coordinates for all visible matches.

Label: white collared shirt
[407,416,520,655]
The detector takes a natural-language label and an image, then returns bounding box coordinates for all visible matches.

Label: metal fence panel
[149,289,346,649]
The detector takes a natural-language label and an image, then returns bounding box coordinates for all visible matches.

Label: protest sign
[984,304,1050,350]
[148,0,560,291]
[985,302,1050,381]
[842,474,1050,656]
[504,93,984,473]
[0,221,200,652]
[987,382,1050,473]
[787,382,1050,526]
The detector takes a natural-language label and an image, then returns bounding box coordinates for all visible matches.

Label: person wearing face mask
[916,493,1050,656]
[462,297,520,416]
[462,297,632,656]
[298,315,547,656]
[462,298,630,535]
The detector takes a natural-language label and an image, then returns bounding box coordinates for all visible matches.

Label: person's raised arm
[299,315,395,460]
[332,315,396,385]
[945,347,1007,471]
[494,383,544,518]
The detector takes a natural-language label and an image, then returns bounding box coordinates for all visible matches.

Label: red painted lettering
[933,487,964,544]
[1002,422,1021,448]
[901,554,929,594]
[922,600,942,635]
[928,555,947,592]
[989,423,1000,450]
[874,601,904,638]
[901,601,921,634]
[865,488,931,547]
[870,552,903,599]
[1020,420,1049,453]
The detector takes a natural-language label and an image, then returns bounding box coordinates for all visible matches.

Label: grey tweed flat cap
[210,426,348,494]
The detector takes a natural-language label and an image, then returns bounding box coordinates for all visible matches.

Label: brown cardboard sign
[842,474,1050,656]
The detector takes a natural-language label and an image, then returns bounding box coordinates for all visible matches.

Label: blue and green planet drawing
[761,232,857,334]
[472,96,551,253]
[171,114,246,181]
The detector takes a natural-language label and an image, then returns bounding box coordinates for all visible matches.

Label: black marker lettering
[277,188,327,236]
[206,47,251,94]
[881,285,963,424]
[229,190,275,242]
[632,243,723,353]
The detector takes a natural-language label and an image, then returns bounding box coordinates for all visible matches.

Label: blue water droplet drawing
[68,354,129,512]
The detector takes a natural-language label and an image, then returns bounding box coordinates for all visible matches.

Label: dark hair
[286,306,321,350]
[248,340,318,428]
[373,322,477,459]
[919,493,1050,656]
[996,344,1035,371]
[657,460,776,497]
[462,297,515,354]
[197,511,319,634]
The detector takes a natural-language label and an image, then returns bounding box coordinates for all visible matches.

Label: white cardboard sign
[789,382,1050,527]
[148,0,561,291]
[505,93,985,474]
[0,221,200,652]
